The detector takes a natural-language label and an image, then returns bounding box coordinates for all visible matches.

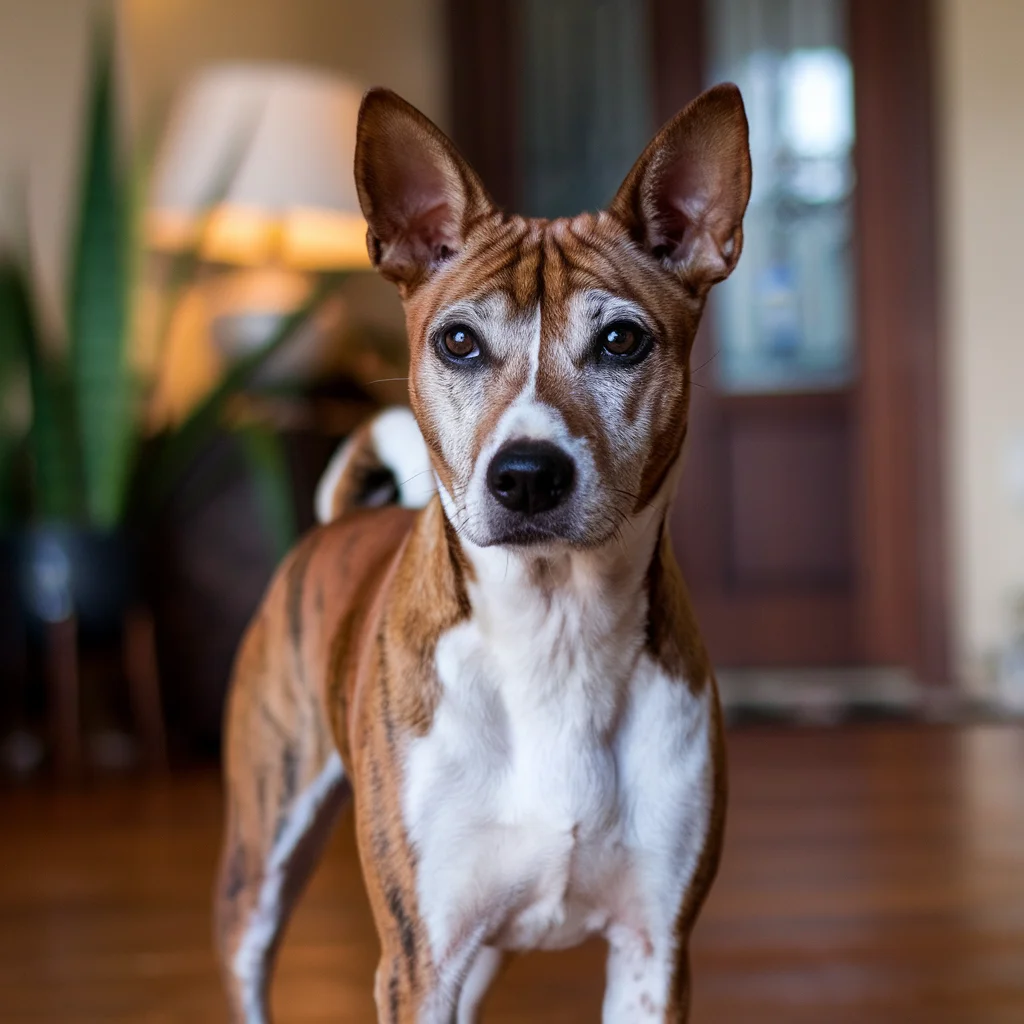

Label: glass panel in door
[706,0,856,393]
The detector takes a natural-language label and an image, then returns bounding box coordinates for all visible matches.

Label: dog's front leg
[455,945,505,1024]
[602,926,692,1024]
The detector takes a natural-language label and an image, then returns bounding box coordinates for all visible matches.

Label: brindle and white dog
[217,83,751,1023]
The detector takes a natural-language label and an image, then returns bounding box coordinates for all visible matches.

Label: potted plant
[0,30,341,771]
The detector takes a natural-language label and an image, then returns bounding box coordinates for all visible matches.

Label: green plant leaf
[0,264,24,432]
[0,262,82,522]
[68,24,133,529]
[237,424,297,560]
[0,443,17,526]
[0,265,22,524]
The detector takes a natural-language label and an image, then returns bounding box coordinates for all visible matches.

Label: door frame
[849,0,948,684]
[447,0,949,684]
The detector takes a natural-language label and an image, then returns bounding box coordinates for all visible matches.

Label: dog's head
[354,86,751,549]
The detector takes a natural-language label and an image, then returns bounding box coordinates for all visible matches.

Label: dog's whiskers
[691,347,719,376]
[609,486,660,517]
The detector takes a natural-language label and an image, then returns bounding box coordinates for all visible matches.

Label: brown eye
[599,320,651,364]
[441,325,481,360]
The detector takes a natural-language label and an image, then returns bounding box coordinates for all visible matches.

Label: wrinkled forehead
[403,211,696,349]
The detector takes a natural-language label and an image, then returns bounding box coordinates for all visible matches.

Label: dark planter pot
[15,524,136,640]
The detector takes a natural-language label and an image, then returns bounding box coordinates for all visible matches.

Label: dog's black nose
[487,441,575,516]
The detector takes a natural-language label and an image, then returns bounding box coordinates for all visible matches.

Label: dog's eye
[598,320,652,365]
[440,325,481,361]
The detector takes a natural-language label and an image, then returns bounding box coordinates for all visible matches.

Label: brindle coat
[217,84,751,1023]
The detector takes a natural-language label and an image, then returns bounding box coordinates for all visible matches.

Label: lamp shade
[147,64,370,270]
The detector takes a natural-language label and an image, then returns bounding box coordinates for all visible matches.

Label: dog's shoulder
[246,506,415,761]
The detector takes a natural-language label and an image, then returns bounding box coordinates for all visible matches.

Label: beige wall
[0,0,447,326]
[122,0,447,138]
[939,0,1024,690]
[0,0,106,329]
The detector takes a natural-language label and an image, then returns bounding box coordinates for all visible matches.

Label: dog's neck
[435,455,683,666]
[461,506,661,607]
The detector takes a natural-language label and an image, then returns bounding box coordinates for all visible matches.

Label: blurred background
[0,1,1022,1022]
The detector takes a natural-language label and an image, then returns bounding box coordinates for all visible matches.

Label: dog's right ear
[355,89,494,295]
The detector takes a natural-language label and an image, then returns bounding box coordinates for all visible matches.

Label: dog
[216,82,751,1023]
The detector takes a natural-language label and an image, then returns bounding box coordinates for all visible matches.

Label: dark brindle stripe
[286,538,318,678]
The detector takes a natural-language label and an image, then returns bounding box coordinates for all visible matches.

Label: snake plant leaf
[68,26,133,529]
[0,267,21,394]
[237,424,297,560]
[0,261,82,522]
[0,264,22,524]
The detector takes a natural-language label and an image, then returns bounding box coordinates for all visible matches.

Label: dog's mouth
[476,511,623,552]
[481,523,565,548]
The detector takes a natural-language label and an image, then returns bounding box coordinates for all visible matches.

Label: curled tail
[314,406,435,524]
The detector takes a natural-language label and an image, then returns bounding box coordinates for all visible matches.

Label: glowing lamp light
[147,64,371,271]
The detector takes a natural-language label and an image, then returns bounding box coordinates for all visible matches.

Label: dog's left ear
[610,83,752,294]
[355,88,495,295]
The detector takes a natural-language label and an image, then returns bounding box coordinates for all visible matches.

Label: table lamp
[145,64,375,418]
[148,62,370,271]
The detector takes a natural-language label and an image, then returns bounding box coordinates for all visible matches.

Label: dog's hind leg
[215,610,350,1024]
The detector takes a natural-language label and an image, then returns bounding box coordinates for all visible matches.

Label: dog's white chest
[402,598,715,959]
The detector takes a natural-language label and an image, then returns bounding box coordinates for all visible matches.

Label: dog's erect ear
[610,83,752,294]
[355,89,494,294]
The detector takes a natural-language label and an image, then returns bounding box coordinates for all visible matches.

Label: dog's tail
[314,406,435,524]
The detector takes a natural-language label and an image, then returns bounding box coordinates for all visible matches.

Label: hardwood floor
[2,725,1022,1022]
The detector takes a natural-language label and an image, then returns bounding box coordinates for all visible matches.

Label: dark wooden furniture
[149,400,375,755]
[44,608,167,779]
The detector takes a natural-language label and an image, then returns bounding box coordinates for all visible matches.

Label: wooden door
[655,0,946,673]
[658,0,860,666]
[447,0,947,680]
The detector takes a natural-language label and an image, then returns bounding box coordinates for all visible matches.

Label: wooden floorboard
[2,725,1022,1022]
